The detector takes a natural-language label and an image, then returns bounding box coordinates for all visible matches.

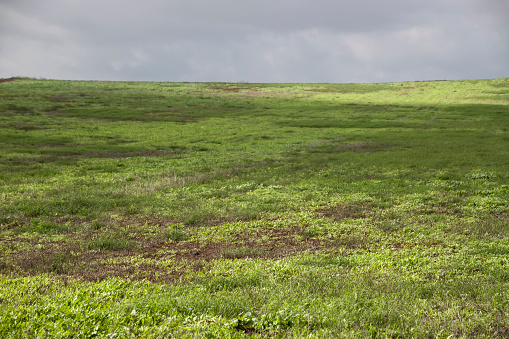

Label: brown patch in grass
[207,85,257,92]
[398,89,416,96]
[73,150,180,159]
[3,223,373,283]
[0,78,17,84]
[15,150,181,162]
[331,234,369,249]
[221,87,245,92]
[47,93,90,103]
[4,122,47,131]
[204,89,296,98]
[166,116,201,123]
[145,111,203,123]
[111,213,261,230]
[336,142,386,152]
[316,202,376,220]
[424,205,463,216]
[151,226,371,263]
[48,94,70,102]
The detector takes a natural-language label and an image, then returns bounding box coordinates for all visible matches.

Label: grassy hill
[1,78,508,337]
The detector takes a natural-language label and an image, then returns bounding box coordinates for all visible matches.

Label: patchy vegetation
[0,78,508,337]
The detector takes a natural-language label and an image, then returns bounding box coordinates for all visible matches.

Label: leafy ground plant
[0,78,508,337]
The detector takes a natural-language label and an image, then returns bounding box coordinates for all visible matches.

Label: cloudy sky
[0,0,508,83]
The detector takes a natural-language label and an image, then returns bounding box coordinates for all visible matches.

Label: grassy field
[0,77,508,338]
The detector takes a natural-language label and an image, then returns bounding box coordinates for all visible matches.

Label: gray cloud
[0,0,507,82]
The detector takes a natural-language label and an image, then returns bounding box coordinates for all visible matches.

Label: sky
[0,0,508,83]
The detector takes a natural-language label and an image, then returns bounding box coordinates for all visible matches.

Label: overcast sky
[0,0,508,83]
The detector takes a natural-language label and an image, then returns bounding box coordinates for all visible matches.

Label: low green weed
[165,224,188,242]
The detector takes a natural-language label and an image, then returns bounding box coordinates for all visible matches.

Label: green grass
[0,77,508,337]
